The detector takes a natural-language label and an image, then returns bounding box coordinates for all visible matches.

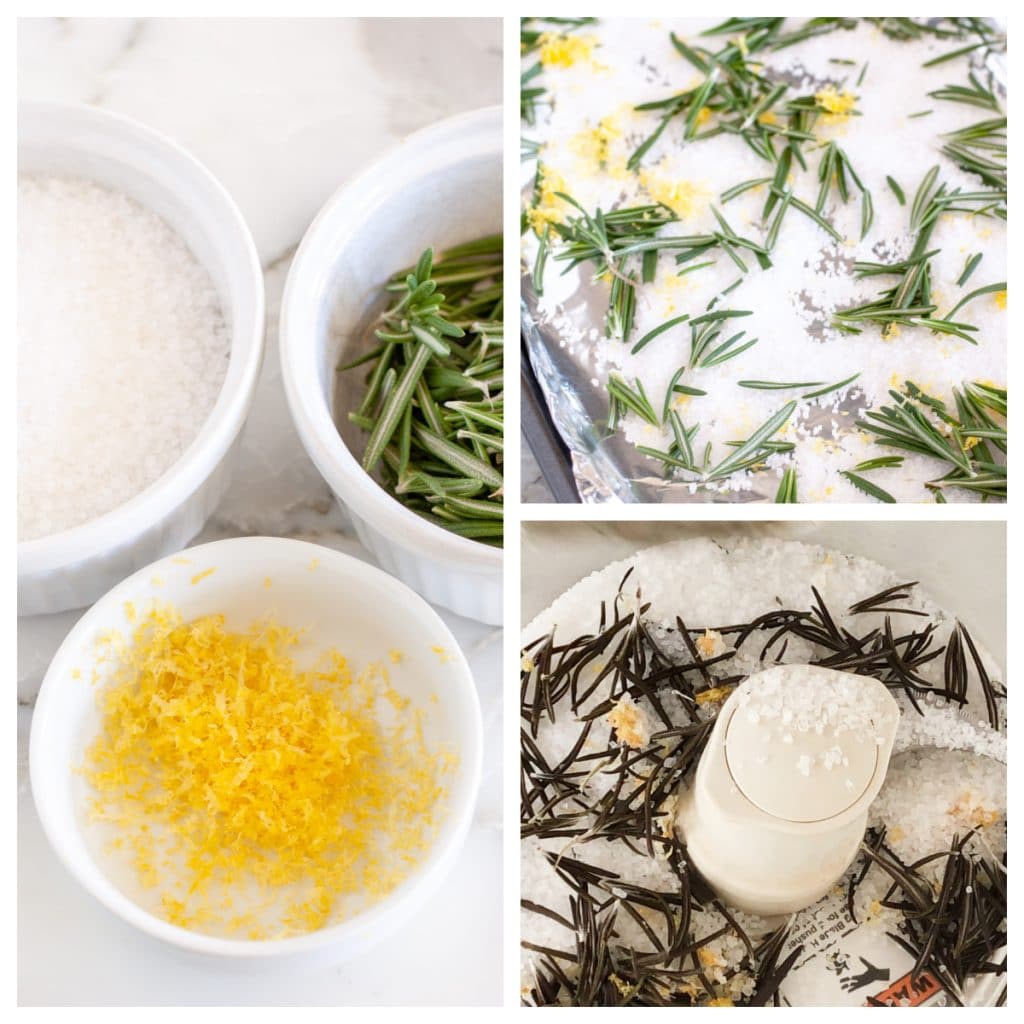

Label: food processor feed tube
[677,666,900,917]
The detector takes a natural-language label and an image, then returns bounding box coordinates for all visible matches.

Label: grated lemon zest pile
[84,605,453,938]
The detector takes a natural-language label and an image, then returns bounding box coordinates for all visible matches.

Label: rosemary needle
[775,467,798,502]
[842,470,896,503]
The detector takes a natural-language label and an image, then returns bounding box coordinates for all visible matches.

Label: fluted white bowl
[18,102,265,616]
[279,106,502,625]
[30,536,483,966]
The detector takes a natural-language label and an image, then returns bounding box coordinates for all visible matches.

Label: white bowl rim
[29,535,484,958]
[279,105,502,573]
[17,101,265,575]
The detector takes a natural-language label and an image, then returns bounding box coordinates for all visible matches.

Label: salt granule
[18,175,230,541]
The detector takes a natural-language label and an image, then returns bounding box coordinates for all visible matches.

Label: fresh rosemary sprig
[929,71,1003,113]
[637,400,795,484]
[607,373,659,429]
[627,24,792,171]
[868,17,997,43]
[940,117,1006,190]
[342,237,504,543]
[815,141,873,239]
[771,17,857,50]
[858,381,1006,501]
[550,194,768,342]
[833,166,1004,341]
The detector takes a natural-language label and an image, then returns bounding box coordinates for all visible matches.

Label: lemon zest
[84,605,453,937]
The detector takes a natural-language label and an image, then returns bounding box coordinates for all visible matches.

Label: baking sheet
[520,24,1006,505]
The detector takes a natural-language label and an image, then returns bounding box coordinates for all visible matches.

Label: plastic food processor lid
[725,708,882,822]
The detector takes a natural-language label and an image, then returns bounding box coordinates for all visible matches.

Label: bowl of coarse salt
[30,536,483,966]
[279,106,502,625]
[18,103,264,616]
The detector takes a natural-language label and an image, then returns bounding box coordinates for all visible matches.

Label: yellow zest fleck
[383,686,410,712]
[431,645,452,664]
[695,105,712,126]
[638,164,705,219]
[606,696,650,749]
[172,557,192,565]
[695,685,734,706]
[84,606,453,937]
[262,577,273,589]
[151,576,164,587]
[123,601,137,623]
[389,649,404,665]
[609,974,641,999]
[308,558,320,572]
[949,792,1000,828]
[757,110,778,125]
[190,568,215,585]
[881,323,902,341]
[569,114,622,172]
[698,947,722,968]
[71,668,82,681]
[538,32,598,70]
[527,165,570,234]
[706,998,735,1007]
[815,86,857,122]
[994,289,1007,309]
[696,629,726,659]
[521,655,536,672]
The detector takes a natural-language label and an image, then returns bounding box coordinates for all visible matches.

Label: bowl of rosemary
[280,107,503,624]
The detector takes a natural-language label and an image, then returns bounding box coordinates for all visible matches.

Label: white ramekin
[30,536,483,967]
[279,107,502,625]
[18,102,265,617]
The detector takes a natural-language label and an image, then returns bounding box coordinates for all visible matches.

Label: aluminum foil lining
[521,33,1006,505]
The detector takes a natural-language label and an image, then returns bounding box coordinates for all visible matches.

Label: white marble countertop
[17,17,502,1007]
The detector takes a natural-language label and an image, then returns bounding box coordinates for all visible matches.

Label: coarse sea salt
[18,175,230,541]
[736,663,890,739]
